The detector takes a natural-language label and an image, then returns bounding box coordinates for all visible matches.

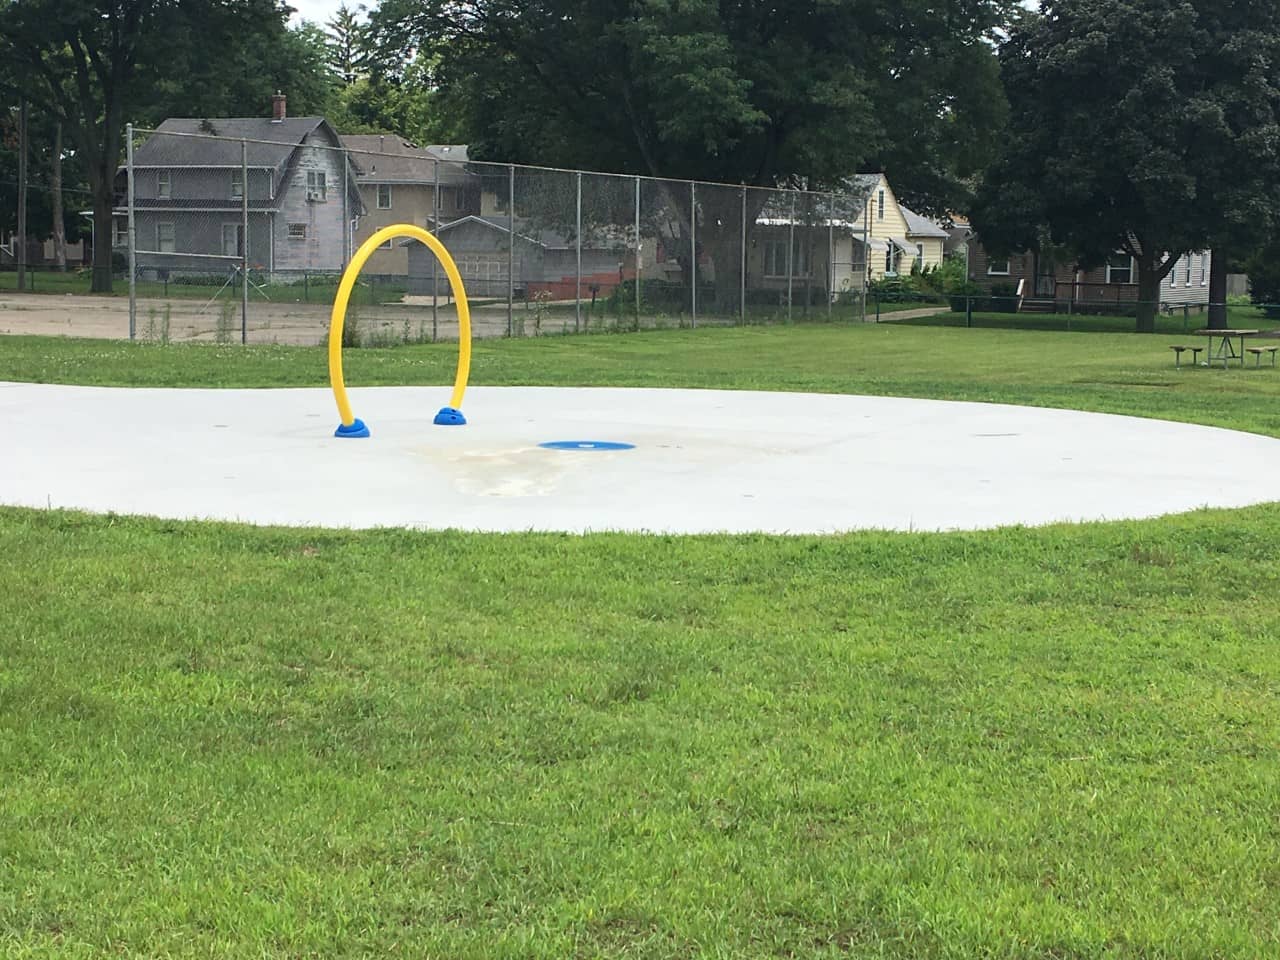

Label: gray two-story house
[118,97,363,281]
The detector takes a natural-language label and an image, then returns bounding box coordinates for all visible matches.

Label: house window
[222,223,244,257]
[1185,255,1192,285]
[1106,254,1134,284]
[885,249,895,275]
[306,170,327,202]
[877,190,885,221]
[113,220,128,247]
[916,243,924,267]
[231,170,243,199]
[987,257,1010,276]
[157,170,171,199]
[287,223,307,241]
[377,184,391,209]
[1201,253,1208,285]
[156,222,175,253]
[764,239,811,277]
[381,237,394,249]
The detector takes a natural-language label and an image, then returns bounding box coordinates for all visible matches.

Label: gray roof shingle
[133,118,338,168]
[900,205,948,238]
[340,136,475,186]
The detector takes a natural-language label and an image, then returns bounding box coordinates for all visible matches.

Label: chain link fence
[1,177,98,280]
[106,125,875,344]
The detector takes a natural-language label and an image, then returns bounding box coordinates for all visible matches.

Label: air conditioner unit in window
[306,190,323,202]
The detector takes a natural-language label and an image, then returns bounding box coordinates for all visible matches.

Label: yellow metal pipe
[328,224,473,429]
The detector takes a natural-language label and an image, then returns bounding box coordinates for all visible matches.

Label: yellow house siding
[910,237,946,271]
[850,175,926,280]
[351,183,435,275]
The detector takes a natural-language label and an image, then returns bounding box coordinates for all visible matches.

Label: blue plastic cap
[334,418,370,438]
[539,440,635,451]
[434,406,467,426]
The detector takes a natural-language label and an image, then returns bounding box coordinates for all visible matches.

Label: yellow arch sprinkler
[328,224,473,437]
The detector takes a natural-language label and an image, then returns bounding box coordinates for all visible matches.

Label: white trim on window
[377,184,392,210]
[877,190,885,221]
[287,222,307,241]
[987,258,1010,276]
[306,170,327,202]
[156,222,175,253]
[230,170,243,200]
[157,170,171,200]
[1105,254,1134,285]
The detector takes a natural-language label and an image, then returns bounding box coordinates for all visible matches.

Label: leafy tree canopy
[972,0,1280,331]
[366,0,1012,214]
[0,0,336,290]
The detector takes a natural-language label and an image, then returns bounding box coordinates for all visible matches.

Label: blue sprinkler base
[334,418,370,438]
[434,406,467,426]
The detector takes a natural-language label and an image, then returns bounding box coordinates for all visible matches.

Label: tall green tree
[370,0,1008,203]
[328,52,465,141]
[325,3,369,85]
[972,0,1280,333]
[367,0,1011,306]
[0,1,332,291]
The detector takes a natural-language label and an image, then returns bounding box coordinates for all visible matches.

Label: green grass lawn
[886,305,1273,335]
[2,325,1280,957]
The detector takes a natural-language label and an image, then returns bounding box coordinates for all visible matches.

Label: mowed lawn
[2,324,1280,958]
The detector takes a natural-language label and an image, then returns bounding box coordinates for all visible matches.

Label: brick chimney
[271,93,286,122]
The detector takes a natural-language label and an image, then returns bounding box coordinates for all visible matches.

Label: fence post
[507,164,515,337]
[241,138,249,345]
[827,210,834,321]
[432,160,439,341]
[635,177,642,326]
[787,192,795,322]
[16,97,27,292]
[740,186,747,326]
[860,206,869,323]
[690,181,697,327]
[126,122,136,339]
[575,171,582,332]
[341,146,350,267]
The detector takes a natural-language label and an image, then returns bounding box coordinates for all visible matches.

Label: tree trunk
[1135,260,1161,333]
[697,188,771,319]
[51,123,67,272]
[707,228,744,317]
[1207,250,1228,329]
[90,187,115,293]
[84,122,123,294]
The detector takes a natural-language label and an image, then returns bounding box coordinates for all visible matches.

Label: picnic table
[1192,328,1259,368]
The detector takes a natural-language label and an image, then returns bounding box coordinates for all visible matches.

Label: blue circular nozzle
[334,418,370,438]
[434,406,467,426]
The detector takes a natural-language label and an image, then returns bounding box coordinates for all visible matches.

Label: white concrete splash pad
[5,382,1280,533]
